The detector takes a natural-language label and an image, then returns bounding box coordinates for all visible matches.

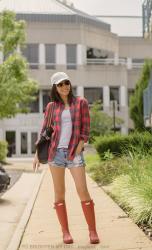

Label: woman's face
[56,80,71,98]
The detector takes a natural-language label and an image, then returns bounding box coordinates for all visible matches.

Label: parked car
[0,164,11,193]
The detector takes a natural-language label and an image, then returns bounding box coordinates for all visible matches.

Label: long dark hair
[50,80,75,104]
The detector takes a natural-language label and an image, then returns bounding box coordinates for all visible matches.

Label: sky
[71,0,144,36]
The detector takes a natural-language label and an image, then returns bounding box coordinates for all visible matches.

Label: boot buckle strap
[57,203,64,206]
[53,202,64,209]
[85,201,95,205]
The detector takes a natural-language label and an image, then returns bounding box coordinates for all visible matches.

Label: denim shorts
[48,148,85,168]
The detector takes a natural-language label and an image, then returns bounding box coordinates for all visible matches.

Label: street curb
[6,168,47,250]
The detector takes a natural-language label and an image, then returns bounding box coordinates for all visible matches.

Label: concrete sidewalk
[13,164,152,250]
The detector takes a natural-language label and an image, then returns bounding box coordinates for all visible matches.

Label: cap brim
[52,77,70,85]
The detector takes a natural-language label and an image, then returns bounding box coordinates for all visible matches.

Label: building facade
[143,0,152,39]
[0,0,152,157]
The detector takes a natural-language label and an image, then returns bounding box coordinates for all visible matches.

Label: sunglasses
[57,80,70,88]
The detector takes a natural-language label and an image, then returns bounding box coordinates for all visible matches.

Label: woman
[33,72,100,244]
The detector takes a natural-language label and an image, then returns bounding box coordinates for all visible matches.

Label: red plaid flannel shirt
[40,97,90,161]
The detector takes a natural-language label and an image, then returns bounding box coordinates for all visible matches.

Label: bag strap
[46,102,54,129]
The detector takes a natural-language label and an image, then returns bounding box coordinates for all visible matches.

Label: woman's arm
[75,139,85,155]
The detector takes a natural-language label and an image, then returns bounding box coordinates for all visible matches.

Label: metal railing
[87,58,144,68]
[87,58,115,65]
[132,63,144,68]
[26,60,144,69]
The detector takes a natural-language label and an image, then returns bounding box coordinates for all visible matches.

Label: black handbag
[36,103,54,164]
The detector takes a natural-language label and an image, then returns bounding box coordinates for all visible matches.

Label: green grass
[110,157,152,226]
[85,152,129,185]
[85,153,100,171]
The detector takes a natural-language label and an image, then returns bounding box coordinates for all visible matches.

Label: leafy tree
[129,59,152,131]
[0,10,38,119]
[90,100,123,142]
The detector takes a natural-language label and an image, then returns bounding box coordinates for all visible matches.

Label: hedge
[94,132,152,158]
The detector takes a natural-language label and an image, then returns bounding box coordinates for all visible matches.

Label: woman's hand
[75,140,84,155]
[33,152,40,172]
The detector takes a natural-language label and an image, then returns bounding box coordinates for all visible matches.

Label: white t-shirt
[57,109,72,148]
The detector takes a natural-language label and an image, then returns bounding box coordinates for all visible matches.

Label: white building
[0,0,152,157]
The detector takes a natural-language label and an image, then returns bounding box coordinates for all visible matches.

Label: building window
[29,91,39,113]
[110,87,120,111]
[6,131,16,156]
[128,89,134,105]
[132,58,145,68]
[31,132,38,154]
[42,90,51,112]
[45,44,56,69]
[84,87,103,107]
[22,44,39,69]
[132,58,145,63]
[21,132,28,154]
[87,47,114,59]
[66,44,77,69]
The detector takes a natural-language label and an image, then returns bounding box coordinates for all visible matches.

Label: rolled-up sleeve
[80,98,90,142]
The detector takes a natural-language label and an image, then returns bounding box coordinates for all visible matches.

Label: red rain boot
[54,200,73,244]
[81,199,100,244]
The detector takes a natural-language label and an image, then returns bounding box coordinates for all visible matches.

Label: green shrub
[0,141,8,162]
[94,133,129,157]
[94,131,152,158]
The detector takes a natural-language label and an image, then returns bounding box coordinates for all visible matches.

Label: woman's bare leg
[69,167,91,201]
[49,166,66,202]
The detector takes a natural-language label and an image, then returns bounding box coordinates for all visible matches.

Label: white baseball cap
[50,72,70,86]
